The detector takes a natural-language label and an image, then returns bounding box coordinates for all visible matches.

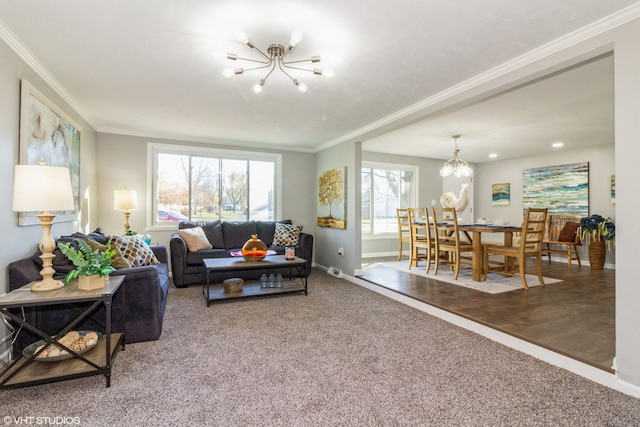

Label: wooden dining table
[434,223,522,282]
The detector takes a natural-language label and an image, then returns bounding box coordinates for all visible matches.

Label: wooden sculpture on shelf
[440,183,469,214]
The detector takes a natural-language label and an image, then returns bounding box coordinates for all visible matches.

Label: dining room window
[362,162,417,235]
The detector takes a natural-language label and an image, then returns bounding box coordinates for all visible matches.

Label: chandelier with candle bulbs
[223,30,332,95]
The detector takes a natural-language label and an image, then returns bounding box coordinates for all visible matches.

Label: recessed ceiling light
[552,142,564,148]
[488,153,498,158]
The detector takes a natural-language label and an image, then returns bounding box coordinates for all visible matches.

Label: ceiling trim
[315,2,640,153]
[0,18,96,129]
[98,126,317,153]
[3,4,639,149]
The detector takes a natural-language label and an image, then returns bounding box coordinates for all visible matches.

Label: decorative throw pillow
[107,234,160,267]
[178,226,213,251]
[558,221,580,242]
[86,239,131,269]
[271,223,302,247]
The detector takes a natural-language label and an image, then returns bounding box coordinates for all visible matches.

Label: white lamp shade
[12,165,75,212]
[114,188,137,211]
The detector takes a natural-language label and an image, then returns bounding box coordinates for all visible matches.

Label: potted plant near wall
[57,239,117,290]
[578,214,615,270]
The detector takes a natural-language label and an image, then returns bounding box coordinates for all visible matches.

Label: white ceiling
[0,1,635,160]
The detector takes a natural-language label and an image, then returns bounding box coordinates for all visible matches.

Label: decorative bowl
[22,331,102,362]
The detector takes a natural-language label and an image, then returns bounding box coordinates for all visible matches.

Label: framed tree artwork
[317,167,346,229]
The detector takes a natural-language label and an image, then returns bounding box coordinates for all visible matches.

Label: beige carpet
[2,270,638,426]
[377,261,562,293]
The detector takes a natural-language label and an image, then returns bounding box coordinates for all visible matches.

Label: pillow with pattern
[107,234,160,267]
[86,239,131,269]
[271,223,302,247]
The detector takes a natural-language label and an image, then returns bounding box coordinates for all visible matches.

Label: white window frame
[362,161,419,239]
[147,143,282,230]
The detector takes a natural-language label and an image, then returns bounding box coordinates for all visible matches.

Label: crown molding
[0,18,96,129]
[317,3,640,152]
[97,126,317,154]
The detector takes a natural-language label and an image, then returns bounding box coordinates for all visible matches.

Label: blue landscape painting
[492,183,510,205]
[522,162,589,217]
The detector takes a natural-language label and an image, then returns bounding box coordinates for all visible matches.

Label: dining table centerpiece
[578,214,615,270]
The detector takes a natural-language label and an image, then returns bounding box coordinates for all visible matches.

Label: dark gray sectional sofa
[7,228,170,355]
[170,219,313,288]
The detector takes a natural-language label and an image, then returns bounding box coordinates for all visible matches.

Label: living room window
[362,162,417,235]
[149,144,280,228]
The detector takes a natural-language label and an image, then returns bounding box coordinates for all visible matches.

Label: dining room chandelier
[440,134,473,178]
[223,30,328,95]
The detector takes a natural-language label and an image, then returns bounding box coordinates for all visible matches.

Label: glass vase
[241,234,267,261]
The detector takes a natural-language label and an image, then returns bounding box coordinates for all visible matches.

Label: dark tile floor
[358,257,615,372]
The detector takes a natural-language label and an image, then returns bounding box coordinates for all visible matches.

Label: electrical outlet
[338,248,344,256]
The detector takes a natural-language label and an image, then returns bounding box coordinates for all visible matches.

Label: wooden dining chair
[407,207,436,273]
[541,213,582,269]
[482,207,548,290]
[396,208,411,261]
[432,207,474,280]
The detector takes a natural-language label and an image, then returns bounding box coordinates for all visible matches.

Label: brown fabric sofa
[170,219,313,288]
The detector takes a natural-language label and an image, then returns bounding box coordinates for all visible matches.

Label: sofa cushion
[256,219,292,247]
[272,223,302,247]
[179,220,225,248]
[185,248,229,266]
[222,221,258,249]
[86,239,131,269]
[34,228,110,275]
[178,226,213,251]
[558,221,580,242]
[108,234,160,267]
[202,221,225,248]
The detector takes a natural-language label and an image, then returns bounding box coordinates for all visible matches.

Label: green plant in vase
[57,238,117,284]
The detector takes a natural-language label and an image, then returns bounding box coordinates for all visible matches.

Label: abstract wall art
[522,162,589,216]
[19,80,81,225]
[611,174,615,204]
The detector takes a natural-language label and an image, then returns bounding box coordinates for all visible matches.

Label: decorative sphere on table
[241,234,267,261]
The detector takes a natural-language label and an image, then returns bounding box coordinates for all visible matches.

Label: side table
[0,275,125,389]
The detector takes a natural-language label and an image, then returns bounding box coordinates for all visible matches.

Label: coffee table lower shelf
[204,282,306,304]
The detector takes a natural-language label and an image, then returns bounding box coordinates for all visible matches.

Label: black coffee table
[202,255,308,306]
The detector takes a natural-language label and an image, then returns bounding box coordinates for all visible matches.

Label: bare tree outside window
[153,150,276,225]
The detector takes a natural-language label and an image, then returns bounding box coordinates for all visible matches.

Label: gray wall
[362,144,615,267]
[314,141,360,275]
[96,133,317,254]
[475,143,615,265]
[0,39,99,295]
